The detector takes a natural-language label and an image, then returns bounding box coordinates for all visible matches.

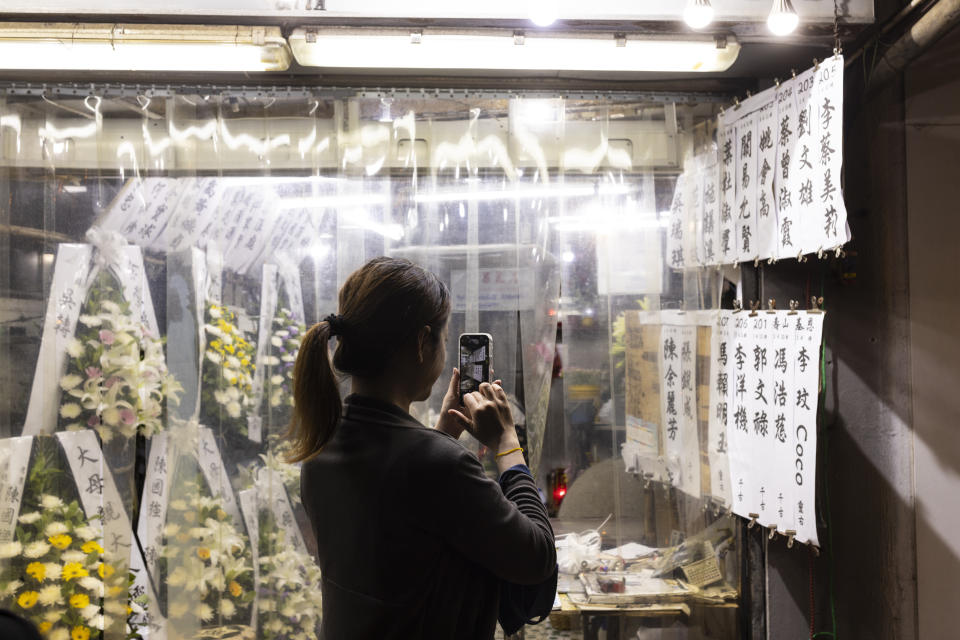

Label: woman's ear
[417,325,432,364]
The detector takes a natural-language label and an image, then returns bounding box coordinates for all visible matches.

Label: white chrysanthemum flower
[166,567,187,587]
[169,499,188,511]
[59,374,84,390]
[41,494,64,509]
[220,598,236,618]
[226,401,242,418]
[61,550,86,563]
[101,406,120,426]
[37,583,64,606]
[271,336,283,348]
[44,563,62,580]
[281,354,295,363]
[189,527,212,540]
[199,603,214,622]
[206,351,223,364]
[18,512,41,525]
[73,525,97,541]
[78,576,104,595]
[81,604,100,621]
[226,355,241,369]
[209,307,222,319]
[104,599,126,616]
[78,314,103,327]
[23,540,51,558]
[168,601,189,619]
[101,300,121,314]
[263,355,280,366]
[162,524,181,537]
[0,540,22,559]
[270,375,284,386]
[48,628,69,640]
[59,403,82,419]
[44,521,68,537]
[66,338,85,358]
[0,578,22,597]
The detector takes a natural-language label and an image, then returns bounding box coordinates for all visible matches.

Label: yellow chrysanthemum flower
[48,534,72,550]
[80,540,103,554]
[70,593,90,609]
[97,563,115,579]
[229,580,242,597]
[26,562,46,582]
[38,621,52,633]
[196,547,211,560]
[71,625,90,640]
[62,562,89,581]
[17,591,39,609]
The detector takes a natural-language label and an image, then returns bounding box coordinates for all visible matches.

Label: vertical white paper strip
[754,95,779,260]
[258,468,307,554]
[133,433,171,639]
[792,312,824,547]
[666,174,687,270]
[734,111,759,263]
[23,245,95,435]
[237,488,260,626]
[769,311,798,534]
[742,313,776,527]
[252,264,280,423]
[700,148,720,266]
[659,319,683,488]
[677,322,701,497]
[791,66,819,255]
[706,312,732,507]
[0,436,33,542]
[684,161,701,268]
[775,77,799,258]
[197,427,243,525]
[717,112,738,264]
[728,312,760,520]
[278,261,306,322]
[55,431,133,557]
[813,56,850,251]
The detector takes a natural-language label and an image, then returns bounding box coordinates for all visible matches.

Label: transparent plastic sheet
[0,88,740,639]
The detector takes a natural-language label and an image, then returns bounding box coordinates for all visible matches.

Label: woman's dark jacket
[300,395,557,639]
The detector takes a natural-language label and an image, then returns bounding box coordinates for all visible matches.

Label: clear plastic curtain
[0,87,737,639]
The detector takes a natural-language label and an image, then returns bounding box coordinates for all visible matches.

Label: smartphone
[459,333,493,401]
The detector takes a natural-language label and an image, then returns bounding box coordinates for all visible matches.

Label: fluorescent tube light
[413,183,632,204]
[290,29,740,73]
[0,23,290,72]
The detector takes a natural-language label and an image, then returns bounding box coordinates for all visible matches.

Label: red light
[553,487,566,499]
[548,308,556,316]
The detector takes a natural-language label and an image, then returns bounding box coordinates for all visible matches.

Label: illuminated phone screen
[459,334,491,398]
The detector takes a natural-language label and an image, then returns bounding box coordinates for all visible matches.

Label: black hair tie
[323,313,346,337]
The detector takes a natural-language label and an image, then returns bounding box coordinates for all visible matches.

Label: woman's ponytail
[285,320,341,462]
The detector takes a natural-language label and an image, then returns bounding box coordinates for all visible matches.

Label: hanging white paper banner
[741,312,777,528]
[220,186,280,276]
[812,56,851,251]
[790,66,819,255]
[792,312,824,547]
[257,468,307,554]
[160,177,229,254]
[100,178,185,250]
[754,95,779,261]
[196,427,243,525]
[706,312,733,507]
[700,149,720,267]
[769,311,799,534]
[717,112,738,264]
[0,436,33,543]
[727,311,761,519]
[734,110,759,263]
[677,322,701,496]
[774,76,799,258]
[683,160,701,268]
[666,174,687,270]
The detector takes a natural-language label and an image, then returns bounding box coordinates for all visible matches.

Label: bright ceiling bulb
[529,0,558,27]
[684,0,714,30]
[767,0,799,36]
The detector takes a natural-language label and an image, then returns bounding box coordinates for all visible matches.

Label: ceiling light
[767,0,799,36]
[0,23,290,71]
[684,0,714,30]
[529,0,559,27]
[289,29,741,73]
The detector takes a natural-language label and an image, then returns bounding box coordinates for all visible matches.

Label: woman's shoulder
[399,427,483,474]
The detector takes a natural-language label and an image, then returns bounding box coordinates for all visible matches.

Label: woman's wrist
[494,436,524,473]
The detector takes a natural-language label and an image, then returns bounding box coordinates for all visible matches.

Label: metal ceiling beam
[869,0,960,89]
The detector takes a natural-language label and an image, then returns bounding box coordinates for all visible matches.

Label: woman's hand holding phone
[447,381,524,472]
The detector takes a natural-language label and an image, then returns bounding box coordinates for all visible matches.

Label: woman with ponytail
[288,257,556,639]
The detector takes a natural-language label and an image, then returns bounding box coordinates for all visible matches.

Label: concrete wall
[904,26,960,640]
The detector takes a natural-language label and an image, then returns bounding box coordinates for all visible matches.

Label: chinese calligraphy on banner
[666,56,850,269]
[714,309,824,546]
